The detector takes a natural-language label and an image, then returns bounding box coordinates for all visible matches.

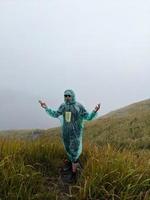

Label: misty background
[0,0,149,130]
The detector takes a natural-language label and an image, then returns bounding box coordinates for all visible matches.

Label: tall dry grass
[0,134,150,200]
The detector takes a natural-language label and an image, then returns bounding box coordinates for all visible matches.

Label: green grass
[0,135,150,200]
[0,135,65,200]
[0,99,150,199]
[79,143,150,200]
[85,99,150,150]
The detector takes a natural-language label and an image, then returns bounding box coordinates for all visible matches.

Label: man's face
[64,94,72,102]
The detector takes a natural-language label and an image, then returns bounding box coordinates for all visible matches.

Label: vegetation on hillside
[0,99,150,199]
[85,99,150,150]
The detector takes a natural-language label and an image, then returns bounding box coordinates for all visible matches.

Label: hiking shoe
[62,159,72,172]
[61,171,77,184]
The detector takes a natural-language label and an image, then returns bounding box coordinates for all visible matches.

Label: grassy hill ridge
[101,99,150,118]
[0,99,150,199]
[85,99,150,150]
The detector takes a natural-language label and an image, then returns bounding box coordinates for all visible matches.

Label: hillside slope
[85,99,150,149]
[0,99,150,199]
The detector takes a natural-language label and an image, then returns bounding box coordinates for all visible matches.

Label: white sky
[0,0,150,130]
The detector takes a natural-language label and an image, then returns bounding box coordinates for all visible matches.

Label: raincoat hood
[64,89,76,105]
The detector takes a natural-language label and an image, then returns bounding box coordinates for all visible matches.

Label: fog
[0,0,150,130]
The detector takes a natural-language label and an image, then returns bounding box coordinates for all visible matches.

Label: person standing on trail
[39,89,100,175]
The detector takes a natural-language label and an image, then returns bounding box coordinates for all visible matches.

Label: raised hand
[39,100,47,109]
[94,103,101,112]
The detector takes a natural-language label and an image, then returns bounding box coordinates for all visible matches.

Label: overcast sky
[0,0,150,130]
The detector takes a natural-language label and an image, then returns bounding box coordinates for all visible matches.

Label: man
[39,89,100,180]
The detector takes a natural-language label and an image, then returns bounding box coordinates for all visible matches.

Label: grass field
[0,99,150,199]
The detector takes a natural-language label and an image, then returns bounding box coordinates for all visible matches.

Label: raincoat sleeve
[45,103,64,118]
[79,104,97,121]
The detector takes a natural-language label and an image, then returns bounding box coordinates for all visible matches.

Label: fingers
[39,100,42,104]
[94,103,101,112]
[39,100,45,105]
[97,103,100,108]
[39,100,44,105]
[39,100,47,108]
[95,104,100,109]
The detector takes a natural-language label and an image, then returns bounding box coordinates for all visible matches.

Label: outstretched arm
[39,100,64,118]
[80,103,101,121]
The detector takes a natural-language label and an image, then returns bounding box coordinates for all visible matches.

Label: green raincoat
[45,89,97,162]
